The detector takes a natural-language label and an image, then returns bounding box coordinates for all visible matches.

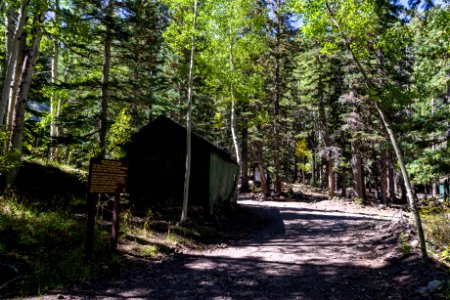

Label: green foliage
[139,244,171,258]
[108,107,138,159]
[441,246,450,262]
[0,198,117,296]
[422,208,450,261]
[397,232,412,255]
[140,245,159,258]
[295,139,311,158]
[353,197,364,206]
[0,130,21,175]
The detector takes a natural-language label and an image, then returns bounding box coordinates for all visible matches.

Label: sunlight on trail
[193,199,405,271]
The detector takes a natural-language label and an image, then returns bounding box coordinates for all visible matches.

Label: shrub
[0,198,116,297]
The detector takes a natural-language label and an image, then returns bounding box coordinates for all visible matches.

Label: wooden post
[87,159,128,256]
[85,193,97,261]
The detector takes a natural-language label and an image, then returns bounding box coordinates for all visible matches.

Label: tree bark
[50,0,60,161]
[351,140,364,200]
[341,170,347,197]
[240,120,250,192]
[380,149,388,204]
[272,0,282,195]
[445,178,449,203]
[229,69,240,165]
[2,6,16,79]
[255,140,269,198]
[6,9,45,188]
[375,102,427,256]
[388,152,396,202]
[311,149,316,185]
[317,55,334,198]
[0,0,28,127]
[324,2,427,257]
[181,0,198,224]
[6,36,26,144]
[100,0,113,158]
[228,22,241,167]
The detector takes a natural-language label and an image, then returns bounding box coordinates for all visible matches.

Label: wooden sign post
[85,158,128,260]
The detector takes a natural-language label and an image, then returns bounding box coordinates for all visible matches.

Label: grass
[397,232,413,255]
[0,161,271,297]
[139,244,172,258]
[0,198,119,297]
[420,206,450,263]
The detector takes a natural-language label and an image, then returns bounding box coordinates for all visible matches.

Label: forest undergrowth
[0,162,268,298]
[1,162,450,298]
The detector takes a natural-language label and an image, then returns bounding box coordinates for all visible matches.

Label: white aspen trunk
[5,38,26,150]
[181,0,198,224]
[49,48,59,160]
[50,0,60,161]
[230,91,240,164]
[4,6,16,70]
[229,24,240,166]
[0,0,28,127]
[1,6,15,86]
[6,10,45,188]
[325,2,427,257]
[374,103,427,257]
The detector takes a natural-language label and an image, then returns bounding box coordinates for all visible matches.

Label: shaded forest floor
[18,192,450,300]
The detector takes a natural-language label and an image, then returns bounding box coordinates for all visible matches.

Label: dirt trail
[21,198,448,300]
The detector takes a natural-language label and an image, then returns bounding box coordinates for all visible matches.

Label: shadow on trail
[64,251,448,300]
[231,204,401,264]
[237,204,286,243]
[33,202,450,300]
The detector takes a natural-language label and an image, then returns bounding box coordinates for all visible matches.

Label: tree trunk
[351,140,364,200]
[400,177,407,204]
[0,1,28,127]
[341,170,347,197]
[311,150,316,185]
[445,178,449,203]
[230,86,240,165]
[229,25,241,166]
[256,140,269,198]
[317,55,334,199]
[380,149,388,204]
[375,102,427,256]
[2,6,16,79]
[181,0,198,224]
[100,1,113,158]
[50,0,60,161]
[240,121,250,192]
[6,36,26,145]
[388,152,396,202]
[272,0,282,196]
[431,182,437,198]
[6,9,45,188]
[325,2,427,257]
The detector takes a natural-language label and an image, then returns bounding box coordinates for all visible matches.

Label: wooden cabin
[125,115,239,214]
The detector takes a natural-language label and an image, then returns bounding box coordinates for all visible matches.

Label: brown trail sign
[85,158,128,260]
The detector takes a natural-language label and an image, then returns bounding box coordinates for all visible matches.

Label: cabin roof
[133,115,238,166]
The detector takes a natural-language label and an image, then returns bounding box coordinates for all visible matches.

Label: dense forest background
[0,0,449,204]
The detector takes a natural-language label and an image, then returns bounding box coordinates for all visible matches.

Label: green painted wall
[209,152,239,213]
